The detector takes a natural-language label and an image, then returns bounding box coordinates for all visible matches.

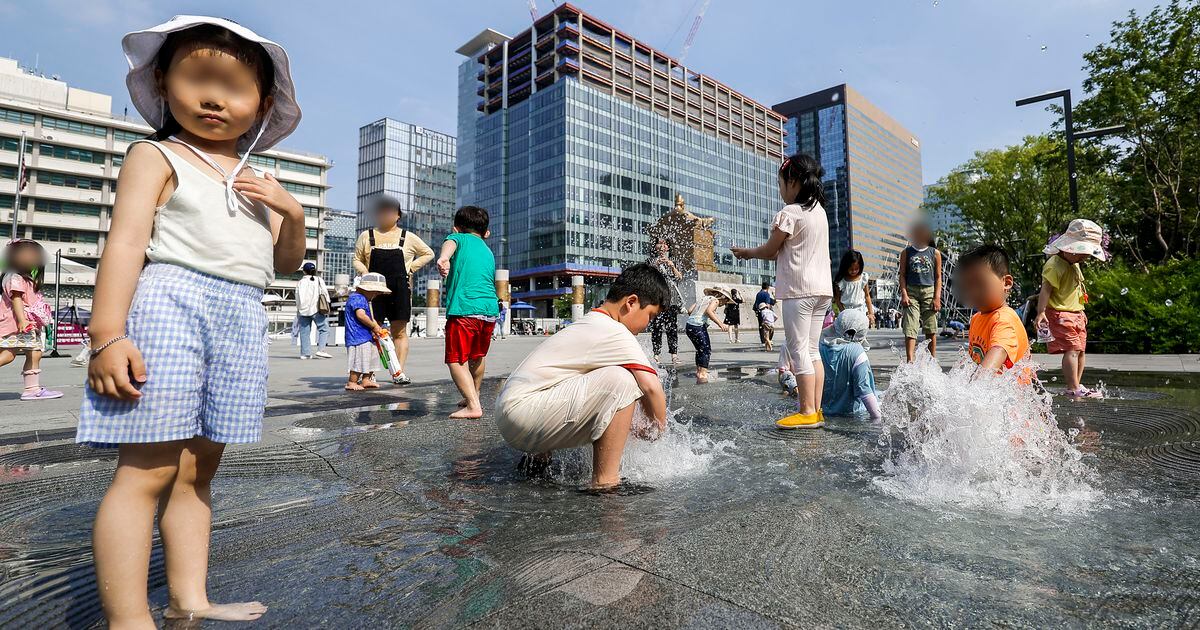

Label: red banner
[56,322,87,346]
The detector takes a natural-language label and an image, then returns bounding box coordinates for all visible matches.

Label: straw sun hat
[1044,219,1107,261]
[122,15,301,153]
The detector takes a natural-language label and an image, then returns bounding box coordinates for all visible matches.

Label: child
[732,153,833,430]
[722,288,744,343]
[758,302,777,352]
[1034,219,1107,399]
[834,249,875,327]
[78,17,306,626]
[819,309,881,421]
[344,273,390,390]
[0,240,62,400]
[436,206,499,419]
[899,221,942,362]
[956,245,1030,374]
[685,288,730,384]
[495,263,669,488]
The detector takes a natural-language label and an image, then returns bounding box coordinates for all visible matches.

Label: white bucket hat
[122,15,301,153]
[1044,219,1107,261]
[356,273,392,295]
[823,308,869,345]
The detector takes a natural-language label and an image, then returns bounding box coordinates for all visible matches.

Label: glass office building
[775,85,922,288]
[459,5,785,314]
[456,30,509,209]
[322,208,357,281]
[357,118,456,290]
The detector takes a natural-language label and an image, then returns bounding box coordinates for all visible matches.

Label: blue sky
[0,0,1158,211]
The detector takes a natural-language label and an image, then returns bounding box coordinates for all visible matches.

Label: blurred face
[655,239,669,256]
[616,295,660,334]
[909,225,932,246]
[159,45,269,144]
[1060,252,1089,264]
[956,264,1012,312]
[375,207,400,230]
[10,245,44,272]
[778,174,801,205]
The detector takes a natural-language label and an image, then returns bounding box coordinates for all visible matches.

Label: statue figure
[648,193,717,274]
[672,193,714,228]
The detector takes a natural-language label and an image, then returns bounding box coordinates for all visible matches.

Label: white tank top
[135,140,275,288]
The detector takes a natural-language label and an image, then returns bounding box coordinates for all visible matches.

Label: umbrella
[55,306,91,325]
[261,293,285,305]
[509,302,536,310]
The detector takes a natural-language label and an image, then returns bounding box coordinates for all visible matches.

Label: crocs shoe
[22,388,63,401]
[775,411,824,430]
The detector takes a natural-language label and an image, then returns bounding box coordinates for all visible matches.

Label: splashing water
[874,350,1099,513]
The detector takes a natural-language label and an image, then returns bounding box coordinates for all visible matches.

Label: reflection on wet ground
[1,369,1199,628]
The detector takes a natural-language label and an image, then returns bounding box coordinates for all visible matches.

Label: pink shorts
[1046,308,1087,353]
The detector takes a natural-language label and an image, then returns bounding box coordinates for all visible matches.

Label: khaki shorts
[902,284,939,338]
[496,366,642,453]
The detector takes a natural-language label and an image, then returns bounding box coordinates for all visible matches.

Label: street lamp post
[1015,89,1125,216]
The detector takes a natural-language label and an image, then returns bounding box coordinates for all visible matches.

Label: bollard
[426,279,440,337]
[571,275,585,322]
[495,269,511,337]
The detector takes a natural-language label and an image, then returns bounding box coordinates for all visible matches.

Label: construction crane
[678,0,712,65]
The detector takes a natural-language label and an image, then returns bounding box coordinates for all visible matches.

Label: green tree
[924,135,1108,294]
[1073,0,1200,264]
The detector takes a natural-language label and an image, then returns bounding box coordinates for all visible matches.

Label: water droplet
[1085,33,1090,38]
[1040,44,1048,51]
[831,92,840,102]
[1012,172,1021,180]
[1051,376,1058,381]
[838,68,844,74]
[1165,299,1174,307]
[1120,287,1129,295]
[1070,172,1077,179]
[932,0,939,5]
[1165,379,1171,385]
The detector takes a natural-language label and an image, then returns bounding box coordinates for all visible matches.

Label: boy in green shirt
[1034,219,1107,399]
[437,206,499,419]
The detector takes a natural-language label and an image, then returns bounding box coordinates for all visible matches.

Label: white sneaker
[300,355,311,360]
[393,373,411,385]
[314,351,333,359]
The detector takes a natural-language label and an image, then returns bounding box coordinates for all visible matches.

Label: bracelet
[90,335,129,358]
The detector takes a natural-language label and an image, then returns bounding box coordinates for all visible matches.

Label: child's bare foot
[345,382,365,391]
[456,398,468,408]
[361,377,380,389]
[165,601,268,622]
[449,404,483,419]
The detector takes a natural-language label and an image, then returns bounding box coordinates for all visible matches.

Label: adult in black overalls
[352,196,434,384]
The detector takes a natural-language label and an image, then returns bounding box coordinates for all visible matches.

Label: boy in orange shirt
[956,245,1030,374]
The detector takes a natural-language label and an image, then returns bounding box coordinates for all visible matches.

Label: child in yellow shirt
[956,245,1029,374]
[1034,219,1107,399]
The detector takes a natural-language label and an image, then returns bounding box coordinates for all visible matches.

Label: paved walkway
[2,330,1195,441]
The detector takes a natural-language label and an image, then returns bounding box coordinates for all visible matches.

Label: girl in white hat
[77,16,306,626]
[1034,219,1108,399]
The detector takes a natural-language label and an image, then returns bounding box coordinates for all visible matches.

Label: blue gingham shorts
[77,263,269,447]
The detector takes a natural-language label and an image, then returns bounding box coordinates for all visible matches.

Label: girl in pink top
[0,240,62,400]
[732,154,832,429]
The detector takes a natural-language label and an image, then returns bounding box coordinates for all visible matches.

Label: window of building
[303,206,322,218]
[31,227,100,243]
[38,171,105,190]
[247,154,276,169]
[39,143,106,164]
[41,116,107,138]
[112,154,124,167]
[0,194,29,210]
[113,129,145,142]
[0,108,36,125]
[281,181,321,197]
[1,136,34,153]
[279,158,321,175]
[305,227,319,238]
[37,199,105,217]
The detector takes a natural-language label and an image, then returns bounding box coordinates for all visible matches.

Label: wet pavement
[2,364,1199,628]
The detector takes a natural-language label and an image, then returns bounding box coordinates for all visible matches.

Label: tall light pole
[1015,89,1125,216]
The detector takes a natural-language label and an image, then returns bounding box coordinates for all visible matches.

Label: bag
[317,290,330,316]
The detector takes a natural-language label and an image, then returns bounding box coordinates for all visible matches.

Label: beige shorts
[496,366,642,453]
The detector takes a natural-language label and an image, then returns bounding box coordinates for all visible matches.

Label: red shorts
[445,317,495,364]
[1046,308,1087,354]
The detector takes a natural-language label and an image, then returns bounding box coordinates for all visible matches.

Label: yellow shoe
[775,411,825,430]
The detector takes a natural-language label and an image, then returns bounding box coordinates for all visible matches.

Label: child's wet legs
[926,333,937,356]
[448,361,483,418]
[592,402,636,487]
[93,441,185,630]
[1062,350,1082,391]
[160,437,222,615]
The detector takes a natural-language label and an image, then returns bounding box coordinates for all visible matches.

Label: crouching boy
[495,263,669,488]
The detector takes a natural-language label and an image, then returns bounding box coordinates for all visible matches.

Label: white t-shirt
[838,273,869,309]
[760,307,777,326]
[772,202,832,299]
[496,310,654,409]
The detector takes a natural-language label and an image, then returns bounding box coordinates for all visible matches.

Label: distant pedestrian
[753,281,776,348]
[899,221,942,362]
[647,236,683,365]
[495,299,508,339]
[0,240,61,401]
[295,261,332,359]
[723,288,744,343]
[758,302,777,351]
[353,195,435,384]
[436,206,499,419]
